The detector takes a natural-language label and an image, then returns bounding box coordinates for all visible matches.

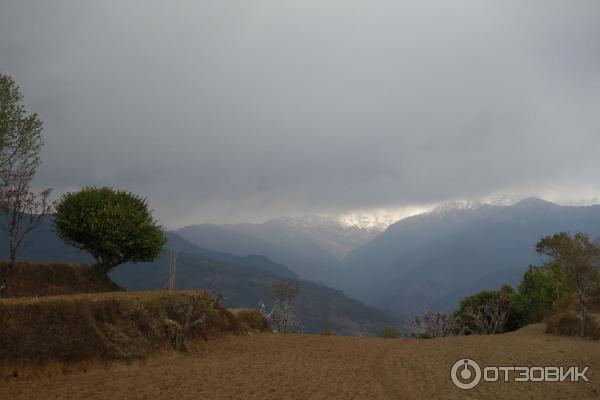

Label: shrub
[454,285,520,335]
[233,309,271,333]
[321,327,334,336]
[545,313,600,340]
[511,262,570,326]
[379,326,400,339]
[411,310,455,338]
[53,187,166,274]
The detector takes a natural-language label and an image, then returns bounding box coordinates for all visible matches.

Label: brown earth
[2,324,599,400]
[0,262,121,298]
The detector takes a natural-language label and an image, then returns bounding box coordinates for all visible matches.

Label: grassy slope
[0,290,267,366]
[0,262,121,298]
[112,252,397,335]
[2,221,397,335]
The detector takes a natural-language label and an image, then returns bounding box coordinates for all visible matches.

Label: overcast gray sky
[1,1,599,228]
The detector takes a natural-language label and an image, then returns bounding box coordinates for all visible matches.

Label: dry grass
[231,308,271,333]
[0,262,121,298]
[544,288,600,340]
[0,291,269,372]
[545,312,600,340]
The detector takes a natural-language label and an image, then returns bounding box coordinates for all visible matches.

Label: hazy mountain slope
[365,198,600,315]
[0,219,297,281]
[345,203,502,269]
[0,220,393,334]
[341,203,502,299]
[164,232,297,279]
[0,217,93,265]
[224,216,379,263]
[112,252,396,335]
[176,224,340,285]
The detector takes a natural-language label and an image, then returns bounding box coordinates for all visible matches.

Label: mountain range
[342,198,600,314]
[0,219,395,335]
[3,196,600,327]
[175,198,600,316]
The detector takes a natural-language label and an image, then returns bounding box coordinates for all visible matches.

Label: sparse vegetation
[411,310,455,338]
[536,232,600,337]
[0,289,266,364]
[453,285,519,335]
[321,327,334,336]
[232,308,271,333]
[53,187,167,275]
[0,261,121,298]
[266,279,300,334]
[545,313,600,340]
[0,74,52,295]
[511,262,570,326]
[379,326,400,339]
[449,232,600,340]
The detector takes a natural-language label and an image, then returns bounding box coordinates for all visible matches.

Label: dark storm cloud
[1,0,599,227]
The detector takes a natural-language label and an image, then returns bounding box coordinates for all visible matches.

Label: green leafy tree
[536,232,600,337]
[511,262,570,326]
[454,285,520,334]
[0,74,42,174]
[53,187,167,274]
[0,74,52,296]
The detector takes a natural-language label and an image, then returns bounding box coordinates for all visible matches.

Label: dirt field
[1,324,598,400]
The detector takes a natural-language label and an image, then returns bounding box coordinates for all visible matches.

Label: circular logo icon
[451,358,482,390]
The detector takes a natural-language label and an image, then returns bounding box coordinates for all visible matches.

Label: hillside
[0,262,121,298]
[0,224,395,335]
[342,198,600,314]
[0,289,266,367]
[176,223,341,285]
[111,249,395,335]
[223,215,379,263]
[3,324,598,399]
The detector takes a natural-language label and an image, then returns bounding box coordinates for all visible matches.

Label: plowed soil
[2,324,598,400]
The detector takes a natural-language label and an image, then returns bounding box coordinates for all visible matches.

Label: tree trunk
[580,297,587,338]
[8,239,17,265]
[92,263,111,276]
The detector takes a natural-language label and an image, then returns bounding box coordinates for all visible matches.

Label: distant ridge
[339,198,600,315]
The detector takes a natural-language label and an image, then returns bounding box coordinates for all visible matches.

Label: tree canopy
[53,186,167,274]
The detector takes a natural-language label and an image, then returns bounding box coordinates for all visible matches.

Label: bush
[379,326,400,339]
[454,285,520,335]
[321,327,334,336]
[545,313,600,340]
[233,309,271,333]
[0,291,244,364]
[53,187,166,274]
[511,263,570,326]
[411,310,455,338]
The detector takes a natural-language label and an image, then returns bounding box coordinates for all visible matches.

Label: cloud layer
[1,1,599,227]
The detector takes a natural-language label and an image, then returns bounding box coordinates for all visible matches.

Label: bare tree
[164,294,211,352]
[0,169,52,263]
[0,73,51,269]
[537,232,600,337]
[411,310,455,338]
[269,279,300,334]
[461,298,511,335]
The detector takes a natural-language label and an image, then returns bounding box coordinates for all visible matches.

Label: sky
[1,1,599,228]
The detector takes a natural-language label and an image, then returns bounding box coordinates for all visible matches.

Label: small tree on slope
[53,186,166,275]
[536,232,600,337]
